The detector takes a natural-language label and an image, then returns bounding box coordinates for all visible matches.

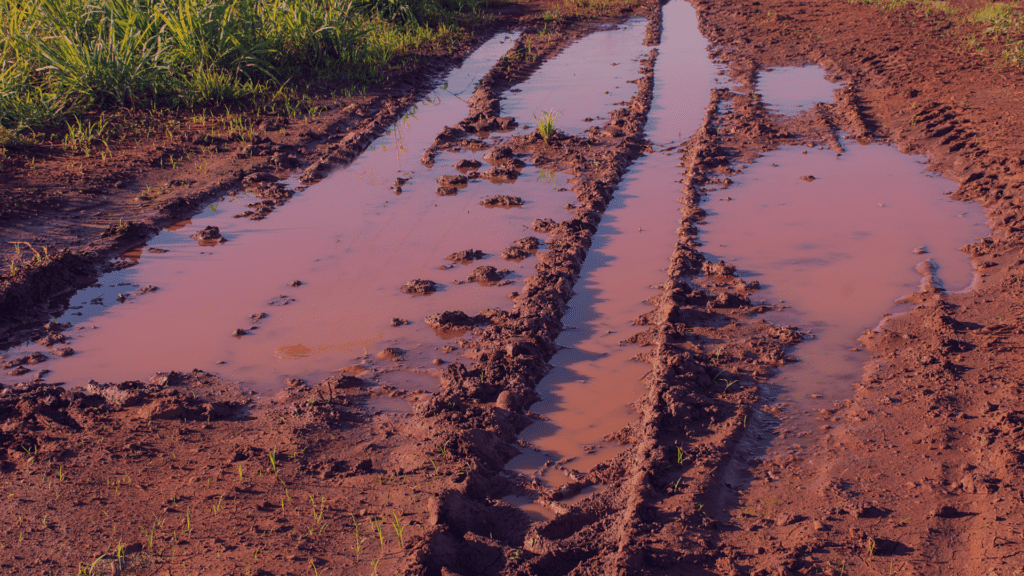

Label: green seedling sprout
[269,447,279,474]
[310,494,327,533]
[372,516,386,553]
[351,514,363,559]
[389,510,405,547]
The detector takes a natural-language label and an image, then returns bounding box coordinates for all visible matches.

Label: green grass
[533,109,560,143]
[0,0,483,132]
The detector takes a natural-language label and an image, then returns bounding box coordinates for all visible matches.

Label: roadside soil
[3,0,1024,574]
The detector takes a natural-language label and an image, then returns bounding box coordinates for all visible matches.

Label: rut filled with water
[505,0,720,517]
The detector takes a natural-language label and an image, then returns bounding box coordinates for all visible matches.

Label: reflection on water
[506,0,719,493]
[0,33,593,393]
[758,65,838,116]
[701,143,988,419]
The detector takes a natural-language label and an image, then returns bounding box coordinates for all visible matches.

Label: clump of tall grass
[0,0,480,131]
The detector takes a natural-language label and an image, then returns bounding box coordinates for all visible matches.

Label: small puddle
[501,18,649,136]
[701,143,988,423]
[0,33,620,392]
[505,0,718,512]
[758,65,838,116]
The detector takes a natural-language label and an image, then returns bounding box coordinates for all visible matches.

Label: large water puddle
[0,33,606,392]
[758,65,838,116]
[701,143,988,420]
[501,18,649,136]
[505,0,719,510]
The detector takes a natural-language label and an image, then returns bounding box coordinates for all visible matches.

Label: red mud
[3,0,1024,573]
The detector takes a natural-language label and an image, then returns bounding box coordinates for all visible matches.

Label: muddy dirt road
[2,0,1024,573]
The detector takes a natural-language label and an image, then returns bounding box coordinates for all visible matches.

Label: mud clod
[446,249,485,263]
[455,159,482,172]
[467,266,509,284]
[437,174,468,187]
[531,218,558,232]
[480,195,524,208]
[400,279,438,295]
[376,347,405,361]
[424,311,480,331]
[500,237,541,261]
[480,167,521,183]
[191,226,226,245]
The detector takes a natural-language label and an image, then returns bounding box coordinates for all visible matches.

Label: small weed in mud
[533,110,561,143]
[309,558,324,576]
[865,535,877,558]
[827,560,846,576]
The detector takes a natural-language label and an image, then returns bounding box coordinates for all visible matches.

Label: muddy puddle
[500,18,649,136]
[758,65,839,116]
[505,0,718,517]
[0,32,603,393]
[701,142,988,430]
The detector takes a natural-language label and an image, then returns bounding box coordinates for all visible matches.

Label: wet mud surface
[3,0,1024,573]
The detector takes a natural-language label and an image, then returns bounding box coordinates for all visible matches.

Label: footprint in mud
[481,195,524,208]
[400,279,439,295]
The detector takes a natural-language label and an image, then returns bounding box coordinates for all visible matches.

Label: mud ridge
[407,17,664,576]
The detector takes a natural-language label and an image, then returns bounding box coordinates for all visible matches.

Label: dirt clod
[400,279,438,295]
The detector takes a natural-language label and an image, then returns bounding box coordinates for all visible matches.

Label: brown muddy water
[2,33,607,392]
[700,141,988,432]
[757,65,840,116]
[500,18,648,136]
[505,0,719,516]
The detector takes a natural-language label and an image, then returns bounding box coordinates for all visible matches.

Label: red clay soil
[3,0,1024,574]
